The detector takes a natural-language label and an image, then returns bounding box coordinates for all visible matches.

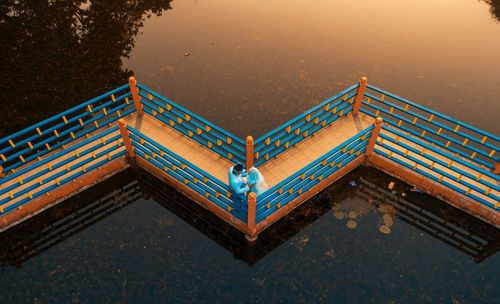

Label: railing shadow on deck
[0,165,497,269]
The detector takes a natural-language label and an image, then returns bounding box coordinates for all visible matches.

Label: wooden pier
[0,76,498,240]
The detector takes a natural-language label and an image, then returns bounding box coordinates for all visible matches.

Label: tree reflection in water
[483,0,500,21]
[0,0,172,136]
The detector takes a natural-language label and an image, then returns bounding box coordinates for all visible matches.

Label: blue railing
[374,124,500,211]
[254,125,373,224]
[252,84,360,167]
[136,84,246,164]
[360,84,499,171]
[0,126,126,214]
[127,125,247,222]
[0,84,134,175]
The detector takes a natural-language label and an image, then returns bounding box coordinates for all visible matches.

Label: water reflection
[484,0,500,20]
[0,0,172,136]
[0,166,497,268]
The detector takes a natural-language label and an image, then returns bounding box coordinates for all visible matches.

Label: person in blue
[228,163,250,204]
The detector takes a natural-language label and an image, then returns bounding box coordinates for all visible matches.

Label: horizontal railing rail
[0,84,134,175]
[253,84,359,167]
[136,84,246,164]
[127,126,247,222]
[254,125,373,224]
[0,126,126,214]
[374,124,500,211]
[360,84,499,171]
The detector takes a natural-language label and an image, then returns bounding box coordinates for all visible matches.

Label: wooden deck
[1,109,498,233]
[259,113,373,187]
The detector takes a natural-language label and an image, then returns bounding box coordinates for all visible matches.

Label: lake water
[0,0,499,303]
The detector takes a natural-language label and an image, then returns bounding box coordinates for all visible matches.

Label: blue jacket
[228,166,249,194]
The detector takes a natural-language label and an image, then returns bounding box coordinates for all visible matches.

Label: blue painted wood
[366,84,500,142]
[360,106,495,169]
[378,129,499,192]
[376,138,499,202]
[364,92,498,161]
[255,84,359,145]
[136,83,245,146]
[374,147,498,210]
[0,84,129,146]
[1,150,126,214]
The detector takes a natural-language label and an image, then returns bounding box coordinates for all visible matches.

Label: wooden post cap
[248,191,256,202]
[118,118,127,127]
[375,117,383,126]
[360,76,367,85]
[246,136,254,145]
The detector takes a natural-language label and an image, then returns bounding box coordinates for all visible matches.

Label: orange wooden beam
[365,117,383,158]
[352,76,367,115]
[246,192,257,241]
[246,136,254,169]
[493,162,499,175]
[118,119,135,158]
[128,76,143,115]
[368,154,500,227]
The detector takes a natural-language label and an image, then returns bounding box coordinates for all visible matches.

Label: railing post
[366,117,383,158]
[246,136,254,169]
[493,163,500,175]
[118,119,135,158]
[246,192,257,242]
[128,76,143,115]
[0,165,4,177]
[352,76,367,116]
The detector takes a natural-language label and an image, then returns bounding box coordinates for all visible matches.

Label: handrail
[366,84,499,141]
[127,126,247,221]
[361,85,499,170]
[252,84,359,167]
[0,127,125,214]
[0,84,133,174]
[136,86,245,164]
[254,125,373,224]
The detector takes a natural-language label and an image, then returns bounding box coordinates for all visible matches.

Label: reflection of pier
[0,77,498,241]
[1,166,497,267]
[0,170,140,267]
[356,169,499,263]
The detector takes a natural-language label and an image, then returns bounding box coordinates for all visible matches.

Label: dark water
[1,1,499,303]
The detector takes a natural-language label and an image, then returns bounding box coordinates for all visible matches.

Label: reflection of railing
[255,125,373,224]
[136,84,246,164]
[0,84,134,175]
[356,175,499,263]
[360,84,499,170]
[126,125,247,222]
[0,126,126,214]
[374,125,499,210]
[0,170,140,267]
[253,84,359,167]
